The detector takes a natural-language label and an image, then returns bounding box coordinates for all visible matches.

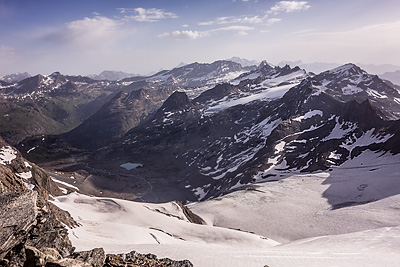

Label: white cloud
[266,18,282,25]
[199,15,263,26]
[182,24,189,28]
[158,30,208,40]
[268,1,310,14]
[159,26,254,40]
[43,16,125,48]
[119,7,177,22]
[213,25,254,32]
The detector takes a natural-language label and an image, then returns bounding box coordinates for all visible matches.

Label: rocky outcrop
[105,251,193,267]
[0,191,74,266]
[0,192,37,259]
[0,138,75,266]
[70,248,105,267]
[176,202,203,225]
[23,248,193,267]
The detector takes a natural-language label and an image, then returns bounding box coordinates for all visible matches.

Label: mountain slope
[0,72,118,144]
[314,63,400,119]
[0,98,67,144]
[64,88,174,149]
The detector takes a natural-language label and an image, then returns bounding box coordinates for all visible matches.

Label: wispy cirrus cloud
[118,7,177,22]
[159,26,254,40]
[0,45,15,58]
[199,15,264,26]
[199,1,308,27]
[268,1,310,15]
[158,30,208,40]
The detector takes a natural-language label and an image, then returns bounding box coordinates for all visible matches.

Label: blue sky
[1,0,400,76]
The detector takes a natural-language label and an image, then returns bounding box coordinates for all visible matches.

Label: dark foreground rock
[0,192,74,266]
[106,251,193,267]
[23,247,193,267]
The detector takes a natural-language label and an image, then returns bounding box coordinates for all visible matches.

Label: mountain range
[2,58,400,266]
[2,60,396,204]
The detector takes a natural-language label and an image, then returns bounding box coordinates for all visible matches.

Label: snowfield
[52,150,400,267]
[205,83,299,115]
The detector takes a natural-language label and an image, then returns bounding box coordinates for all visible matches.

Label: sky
[0,0,400,76]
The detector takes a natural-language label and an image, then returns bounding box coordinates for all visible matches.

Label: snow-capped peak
[258,60,274,69]
[327,63,367,77]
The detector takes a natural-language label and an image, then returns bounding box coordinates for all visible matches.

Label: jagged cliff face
[0,137,75,266]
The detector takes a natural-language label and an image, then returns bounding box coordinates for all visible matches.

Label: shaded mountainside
[64,88,174,149]
[0,99,67,145]
[0,72,118,144]
[14,88,178,160]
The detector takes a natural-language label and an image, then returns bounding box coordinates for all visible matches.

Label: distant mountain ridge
[278,60,400,75]
[0,72,30,83]
[89,70,140,81]
[380,70,400,86]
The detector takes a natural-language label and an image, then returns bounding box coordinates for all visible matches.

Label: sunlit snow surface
[204,83,299,115]
[53,150,400,267]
